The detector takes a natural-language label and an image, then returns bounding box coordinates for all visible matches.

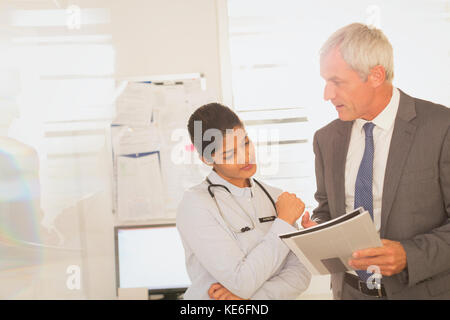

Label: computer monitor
[114,223,191,298]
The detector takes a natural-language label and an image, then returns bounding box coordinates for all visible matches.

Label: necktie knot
[363,122,375,138]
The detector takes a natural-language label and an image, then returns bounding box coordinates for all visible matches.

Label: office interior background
[0,0,449,299]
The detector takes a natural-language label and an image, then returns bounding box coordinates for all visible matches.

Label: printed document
[279,208,381,275]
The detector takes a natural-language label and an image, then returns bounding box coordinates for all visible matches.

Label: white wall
[111,0,222,101]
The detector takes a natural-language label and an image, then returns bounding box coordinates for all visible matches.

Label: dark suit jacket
[311,89,450,299]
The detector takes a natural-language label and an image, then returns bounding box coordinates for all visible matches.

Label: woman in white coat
[177,103,311,300]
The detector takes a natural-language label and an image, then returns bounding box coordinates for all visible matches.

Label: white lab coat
[176,170,311,299]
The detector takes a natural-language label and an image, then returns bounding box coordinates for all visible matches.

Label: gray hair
[320,23,394,82]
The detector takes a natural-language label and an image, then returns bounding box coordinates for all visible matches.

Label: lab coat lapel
[210,189,252,233]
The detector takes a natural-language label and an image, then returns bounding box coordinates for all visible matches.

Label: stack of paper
[279,207,381,275]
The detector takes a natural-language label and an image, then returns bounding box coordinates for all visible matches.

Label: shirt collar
[207,170,255,198]
[354,87,400,133]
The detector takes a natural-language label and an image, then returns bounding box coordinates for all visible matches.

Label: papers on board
[151,80,212,211]
[111,124,161,156]
[111,77,212,219]
[117,152,165,221]
[113,82,153,127]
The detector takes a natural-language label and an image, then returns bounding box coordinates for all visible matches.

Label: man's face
[320,47,376,121]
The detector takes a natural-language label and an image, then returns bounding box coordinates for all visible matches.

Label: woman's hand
[208,283,244,300]
[276,192,305,225]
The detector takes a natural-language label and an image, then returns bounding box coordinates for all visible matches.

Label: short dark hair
[187,103,243,159]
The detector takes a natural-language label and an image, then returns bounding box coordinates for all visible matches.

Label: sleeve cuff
[400,239,421,286]
[271,218,298,235]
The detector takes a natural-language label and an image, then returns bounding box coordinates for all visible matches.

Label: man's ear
[368,65,386,88]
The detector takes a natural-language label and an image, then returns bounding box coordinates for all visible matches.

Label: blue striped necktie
[354,122,375,282]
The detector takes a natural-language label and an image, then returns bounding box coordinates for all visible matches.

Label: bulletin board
[110,73,213,223]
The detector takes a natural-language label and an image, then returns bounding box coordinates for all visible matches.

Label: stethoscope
[206,177,277,233]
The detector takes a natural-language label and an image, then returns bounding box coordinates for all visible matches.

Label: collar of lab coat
[207,170,255,198]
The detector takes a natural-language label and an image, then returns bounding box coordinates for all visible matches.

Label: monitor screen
[114,224,191,294]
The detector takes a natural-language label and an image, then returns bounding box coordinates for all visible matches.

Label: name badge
[259,216,276,223]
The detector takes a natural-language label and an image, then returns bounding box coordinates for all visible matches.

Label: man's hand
[301,211,318,229]
[276,192,305,225]
[348,239,407,276]
[208,283,244,300]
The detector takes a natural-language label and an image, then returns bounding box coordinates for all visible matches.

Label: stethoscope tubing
[206,178,276,211]
[205,177,277,233]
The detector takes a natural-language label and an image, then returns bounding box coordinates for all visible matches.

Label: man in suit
[301,23,450,299]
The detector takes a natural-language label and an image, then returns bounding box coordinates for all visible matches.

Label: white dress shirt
[176,170,311,300]
[345,87,400,232]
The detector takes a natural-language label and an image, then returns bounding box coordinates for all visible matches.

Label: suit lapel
[332,121,353,217]
[380,90,417,237]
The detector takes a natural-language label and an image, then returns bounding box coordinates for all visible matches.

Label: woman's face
[210,126,257,183]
